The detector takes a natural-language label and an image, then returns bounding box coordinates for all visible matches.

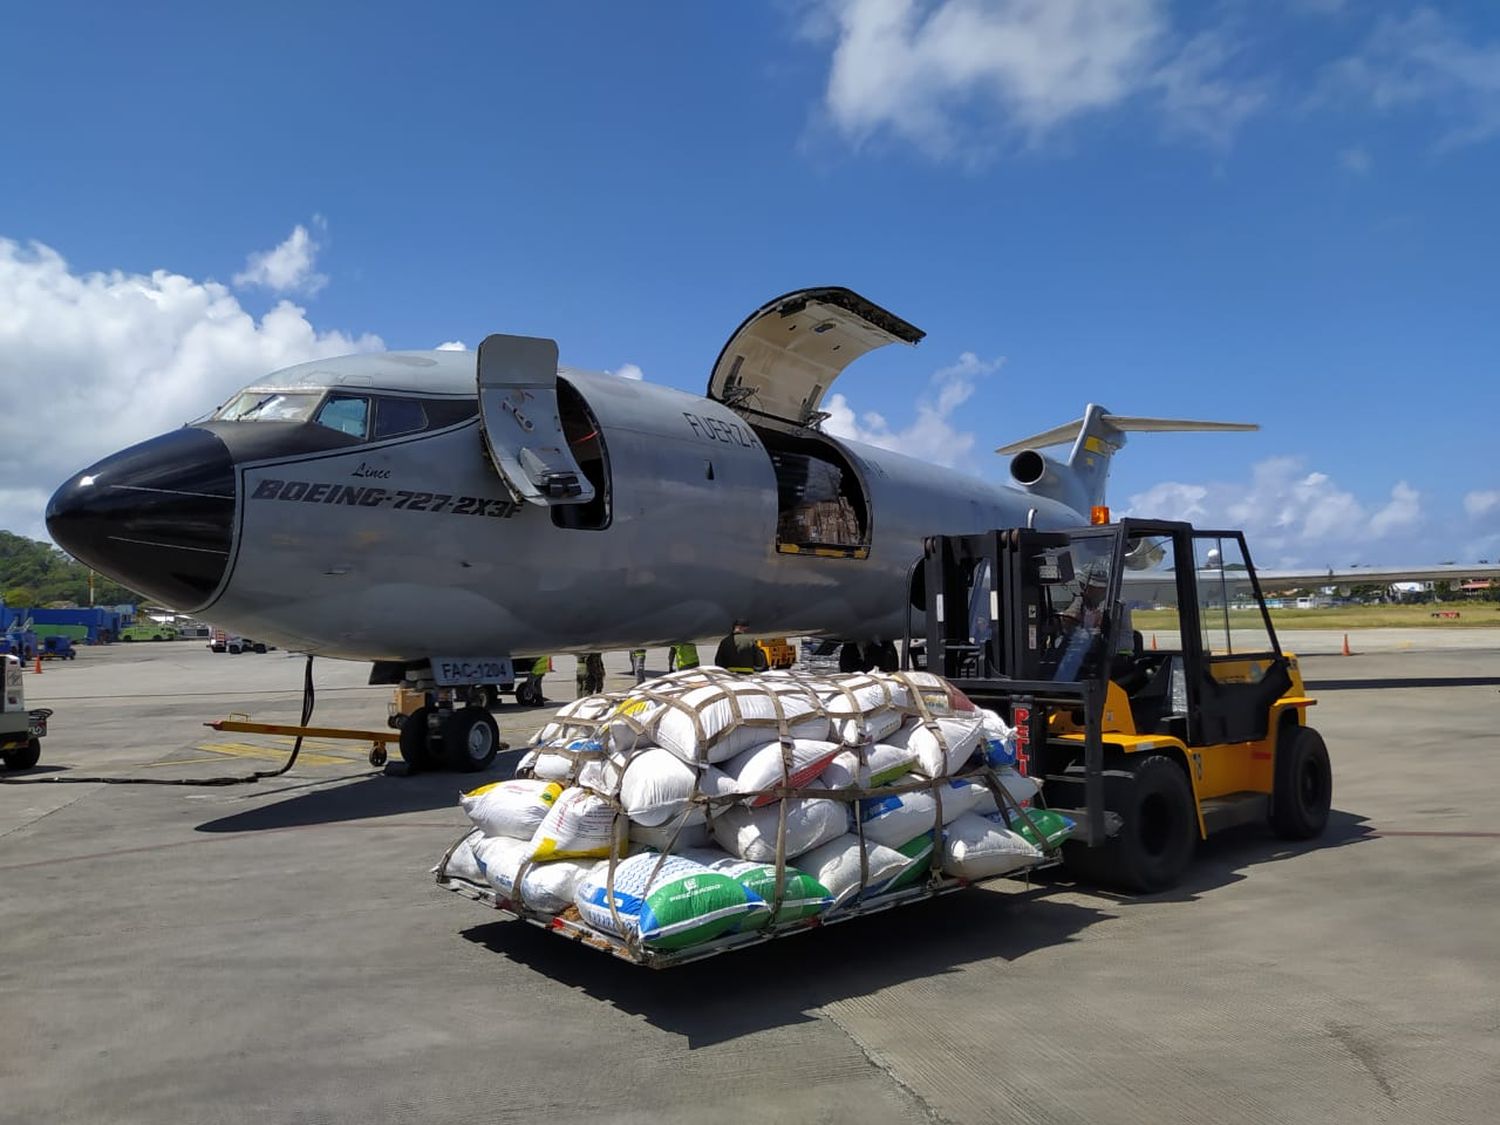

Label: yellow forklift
[914,518,1332,892]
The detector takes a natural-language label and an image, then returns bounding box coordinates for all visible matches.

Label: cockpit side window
[373,397,428,439]
[315,395,370,439]
[315,393,370,435]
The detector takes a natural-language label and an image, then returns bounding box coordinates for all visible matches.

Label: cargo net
[434,668,1078,965]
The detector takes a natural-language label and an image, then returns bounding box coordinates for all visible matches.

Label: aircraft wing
[1120,562,1500,606]
[1253,562,1500,592]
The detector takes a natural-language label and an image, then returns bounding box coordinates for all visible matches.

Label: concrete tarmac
[2,638,1498,1124]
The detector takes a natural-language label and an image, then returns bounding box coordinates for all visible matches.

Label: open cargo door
[476,334,594,506]
[708,287,924,427]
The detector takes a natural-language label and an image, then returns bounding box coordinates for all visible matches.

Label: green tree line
[0,531,140,608]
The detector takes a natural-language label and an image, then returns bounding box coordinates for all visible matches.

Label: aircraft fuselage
[213,367,1072,659]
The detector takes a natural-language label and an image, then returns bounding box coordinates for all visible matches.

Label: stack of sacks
[448,668,1053,952]
[451,778,624,915]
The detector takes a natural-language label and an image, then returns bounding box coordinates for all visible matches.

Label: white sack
[711,792,849,862]
[720,739,842,806]
[646,679,832,764]
[875,671,977,718]
[795,834,909,909]
[819,674,909,744]
[970,767,1040,815]
[941,812,1041,879]
[440,828,487,883]
[529,787,624,861]
[531,696,619,749]
[978,708,1019,768]
[856,778,982,847]
[627,818,711,851]
[471,836,602,916]
[820,743,920,790]
[459,779,563,840]
[579,748,729,828]
[887,715,985,776]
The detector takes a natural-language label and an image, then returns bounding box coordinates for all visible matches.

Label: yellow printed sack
[459,779,563,840]
[529,787,623,861]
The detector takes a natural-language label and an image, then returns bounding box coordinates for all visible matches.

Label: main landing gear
[396,682,507,774]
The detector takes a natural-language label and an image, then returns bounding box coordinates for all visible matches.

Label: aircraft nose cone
[46,427,236,610]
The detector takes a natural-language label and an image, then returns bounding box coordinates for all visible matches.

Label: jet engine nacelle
[1008,449,1090,515]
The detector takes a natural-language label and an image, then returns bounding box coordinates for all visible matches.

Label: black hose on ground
[0,655,327,786]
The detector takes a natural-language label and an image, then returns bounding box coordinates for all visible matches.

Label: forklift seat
[1127,654,1181,736]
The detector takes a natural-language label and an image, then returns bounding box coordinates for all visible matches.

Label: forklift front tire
[1066,753,1196,893]
[1271,725,1332,840]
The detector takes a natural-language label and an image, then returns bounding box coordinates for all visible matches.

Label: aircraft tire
[1063,753,1196,893]
[3,738,42,771]
[1271,725,1332,840]
[838,643,864,674]
[442,707,500,773]
[398,706,436,771]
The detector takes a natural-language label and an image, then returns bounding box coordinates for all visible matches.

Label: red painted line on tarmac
[0,821,461,872]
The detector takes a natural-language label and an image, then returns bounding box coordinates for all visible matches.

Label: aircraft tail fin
[996,404,1257,513]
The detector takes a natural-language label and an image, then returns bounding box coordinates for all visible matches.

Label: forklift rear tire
[3,738,42,771]
[515,681,541,707]
[442,707,500,772]
[398,706,436,771]
[1065,753,1197,893]
[1271,725,1332,840]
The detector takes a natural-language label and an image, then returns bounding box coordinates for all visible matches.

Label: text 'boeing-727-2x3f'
[46,286,1493,700]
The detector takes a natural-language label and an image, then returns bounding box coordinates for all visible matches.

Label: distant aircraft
[46,284,1496,677]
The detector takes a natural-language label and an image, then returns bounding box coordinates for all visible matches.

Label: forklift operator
[1052,568,1110,681]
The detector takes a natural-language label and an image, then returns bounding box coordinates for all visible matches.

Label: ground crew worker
[715,620,768,674]
[576,651,605,697]
[525,655,550,705]
[629,648,647,685]
[669,642,700,672]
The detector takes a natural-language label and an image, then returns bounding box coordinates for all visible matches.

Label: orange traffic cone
[1341,633,1352,657]
[34,652,42,674]
[1151,633,1158,651]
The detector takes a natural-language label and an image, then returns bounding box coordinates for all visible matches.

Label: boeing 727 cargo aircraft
[45,287,1495,768]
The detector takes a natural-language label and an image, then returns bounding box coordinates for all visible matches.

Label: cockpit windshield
[215,391,322,423]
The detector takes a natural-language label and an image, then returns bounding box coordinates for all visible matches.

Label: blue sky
[2,1,1497,566]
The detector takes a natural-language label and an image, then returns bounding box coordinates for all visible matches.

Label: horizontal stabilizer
[996,413,1257,455]
[996,403,1259,513]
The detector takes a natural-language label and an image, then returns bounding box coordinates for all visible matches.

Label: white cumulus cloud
[821,351,1000,468]
[435,340,468,351]
[610,363,644,380]
[0,237,382,540]
[1123,456,1426,567]
[807,0,1264,159]
[233,219,329,295]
